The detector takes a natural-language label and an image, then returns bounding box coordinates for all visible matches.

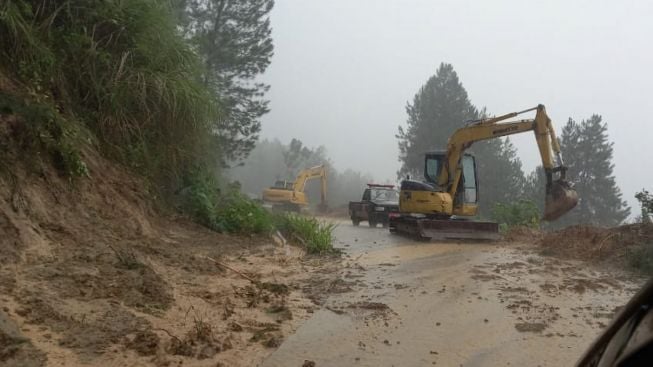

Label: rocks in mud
[197,344,218,359]
[302,360,316,367]
[264,335,282,348]
[127,329,160,356]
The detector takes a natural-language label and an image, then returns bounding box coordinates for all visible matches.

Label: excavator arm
[292,165,328,208]
[439,104,577,221]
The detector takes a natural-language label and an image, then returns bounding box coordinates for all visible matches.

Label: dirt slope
[0,141,341,367]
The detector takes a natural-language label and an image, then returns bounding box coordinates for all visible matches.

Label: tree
[282,138,328,178]
[396,63,525,216]
[634,189,652,223]
[178,0,274,163]
[523,166,547,213]
[473,137,526,216]
[397,63,480,178]
[559,115,630,226]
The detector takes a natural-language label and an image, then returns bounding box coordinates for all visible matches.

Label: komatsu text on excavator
[261,164,327,212]
[389,104,578,240]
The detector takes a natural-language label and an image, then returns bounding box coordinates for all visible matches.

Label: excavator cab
[424,152,479,215]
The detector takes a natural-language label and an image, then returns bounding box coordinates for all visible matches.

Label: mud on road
[263,221,643,367]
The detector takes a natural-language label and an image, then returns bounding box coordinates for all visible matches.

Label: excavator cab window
[424,154,444,184]
[462,155,478,204]
[273,180,293,190]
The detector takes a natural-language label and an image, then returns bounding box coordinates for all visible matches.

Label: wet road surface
[263,221,639,367]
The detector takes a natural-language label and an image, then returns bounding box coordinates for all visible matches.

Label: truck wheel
[352,218,360,226]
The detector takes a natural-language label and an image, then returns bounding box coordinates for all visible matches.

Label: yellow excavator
[261,164,328,212]
[389,104,578,240]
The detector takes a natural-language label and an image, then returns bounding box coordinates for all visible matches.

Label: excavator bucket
[543,179,578,221]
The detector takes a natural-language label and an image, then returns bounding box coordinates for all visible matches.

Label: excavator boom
[441,104,578,221]
[392,104,578,240]
[261,164,328,212]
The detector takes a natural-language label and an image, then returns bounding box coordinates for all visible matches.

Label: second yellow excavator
[389,104,578,240]
[261,164,327,212]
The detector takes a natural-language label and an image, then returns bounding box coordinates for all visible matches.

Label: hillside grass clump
[275,213,337,254]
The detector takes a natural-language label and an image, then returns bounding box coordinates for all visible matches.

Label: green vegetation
[215,192,274,234]
[176,0,274,163]
[0,92,88,177]
[180,170,336,252]
[627,244,653,275]
[180,171,272,234]
[0,1,337,252]
[1,0,219,188]
[554,116,630,226]
[635,189,653,223]
[491,200,540,231]
[275,214,337,254]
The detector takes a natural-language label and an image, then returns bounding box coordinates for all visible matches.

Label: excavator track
[389,215,500,241]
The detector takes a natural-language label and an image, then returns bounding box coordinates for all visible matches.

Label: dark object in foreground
[577,277,653,366]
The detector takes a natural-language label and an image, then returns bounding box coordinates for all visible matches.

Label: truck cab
[349,184,400,227]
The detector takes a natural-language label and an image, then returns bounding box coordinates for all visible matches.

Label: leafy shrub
[215,191,273,234]
[627,243,653,275]
[0,92,88,178]
[491,200,540,230]
[275,213,336,254]
[179,168,220,229]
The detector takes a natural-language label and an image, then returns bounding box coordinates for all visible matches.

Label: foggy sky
[259,0,653,214]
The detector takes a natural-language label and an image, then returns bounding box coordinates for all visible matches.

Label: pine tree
[396,63,525,216]
[397,63,479,178]
[559,115,630,226]
[474,138,526,215]
[178,0,274,163]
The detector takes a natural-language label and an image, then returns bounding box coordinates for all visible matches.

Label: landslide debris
[537,223,653,264]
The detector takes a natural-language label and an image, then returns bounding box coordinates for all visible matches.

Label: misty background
[242,0,652,213]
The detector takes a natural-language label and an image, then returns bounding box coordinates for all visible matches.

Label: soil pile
[537,223,653,263]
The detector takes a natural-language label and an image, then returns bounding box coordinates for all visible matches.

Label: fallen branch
[596,233,617,253]
[205,256,258,284]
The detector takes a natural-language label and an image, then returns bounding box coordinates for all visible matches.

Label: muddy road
[263,221,641,367]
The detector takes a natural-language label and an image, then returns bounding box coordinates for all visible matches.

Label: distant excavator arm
[292,165,327,207]
[440,104,577,221]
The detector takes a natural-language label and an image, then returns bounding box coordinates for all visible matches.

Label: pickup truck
[348,184,399,227]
